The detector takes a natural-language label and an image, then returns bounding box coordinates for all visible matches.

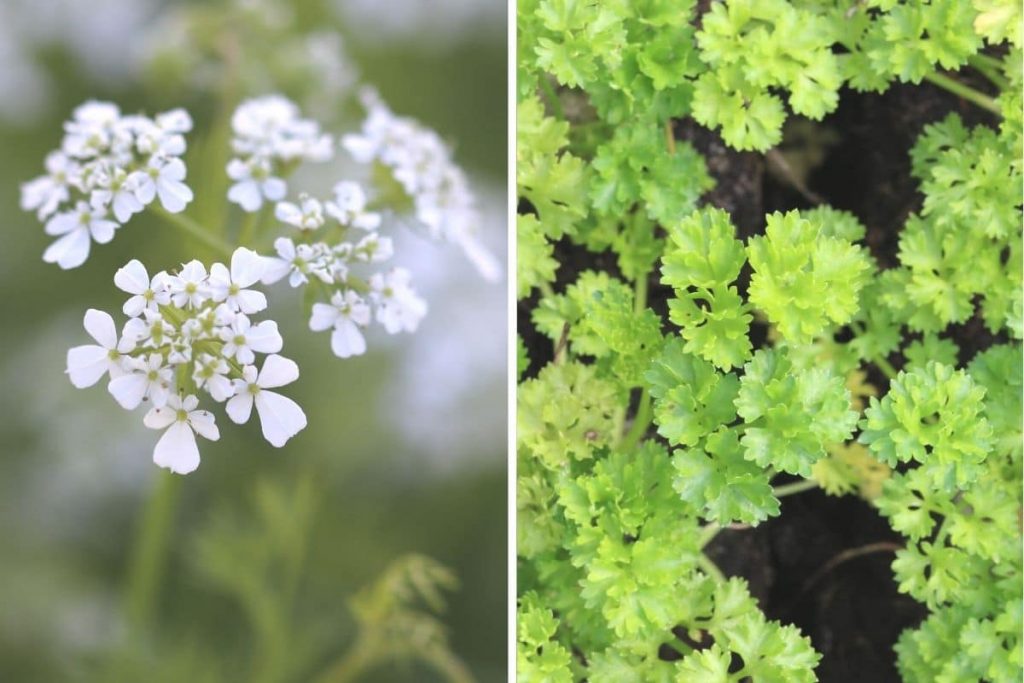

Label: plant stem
[968,55,1010,90]
[874,355,899,380]
[664,120,676,155]
[153,207,234,258]
[620,389,652,451]
[697,554,726,583]
[772,478,819,498]
[315,637,378,683]
[634,272,649,314]
[698,522,721,549]
[923,71,1002,115]
[124,471,181,628]
[539,77,565,120]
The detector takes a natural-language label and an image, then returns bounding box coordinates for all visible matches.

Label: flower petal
[188,409,220,441]
[230,247,266,288]
[152,422,201,474]
[254,390,307,447]
[143,405,177,430]
[157,178,194,213]
[236,289,267,314]
[246,320,283,354]
[258,354,299,389]
[114,259,149,296]
[43,228,91,269]
[225,392,254,424]
[83,309,118,348]
[108,373,148,410]
[66,345,110,388]
[330,322,367,358]
[308,303,338,332]
[228,181,262,212]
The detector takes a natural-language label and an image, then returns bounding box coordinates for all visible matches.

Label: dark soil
[519,72,1005,681]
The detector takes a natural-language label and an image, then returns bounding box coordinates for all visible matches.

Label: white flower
[325,181,381,230]
[192,353,235,402]
[114,259,171,317]
[20,151,74,220]
[275,194,325,231]
[135,156,194,213]
[208,247,268,314]
[43,201,118,269]
[168,260,210,308]
[219,316,283,365]
[91,168,145,223]
[226,355,307,447]
[309,290,371,358]
[260,237,333,287]
[227,157,286,212]
[107,353,173,410]
[66,309,129,388]
[371,268,427,334]
[143,394,219,475]
[352,233,393,263]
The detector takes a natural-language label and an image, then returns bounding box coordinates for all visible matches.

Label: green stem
[539,77,565,120]
[923,71,1002,115]
[634,272,649,314]
[698,522,721,549]
[124,471,182,628]
[968,55,1010,90]
[874,355,899,380]
[153,207,234,258]
[314,637,378,683]
[772,478,819,498]
[620,390,653,451]
[697,554,726,583]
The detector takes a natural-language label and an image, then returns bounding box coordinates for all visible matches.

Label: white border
[507,0,517,678]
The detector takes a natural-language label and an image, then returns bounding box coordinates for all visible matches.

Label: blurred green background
[0,0,507,681]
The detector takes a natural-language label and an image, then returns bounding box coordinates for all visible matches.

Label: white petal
[259,257,291,285]
[228,181,262,212]
[83,309,118,348]
[45,212,78,236]
[188,410,220,441]
[143,405,177,430]
[258,354,299,389]
[262,178,287,201]
[225,392,254,424]
[309,303,338,332]
[246,320,283,354]
[66,345,110,388]
[275,202,301,226]
[114,259,149,296]
[108,373,148,410]
[230,247,265,287]
[157,178,193,213]
[123,295,146,318]
[152,422,201,474]
[90,219,118,244]
[330,322,367,358]
[236,289,267,314]
[43,228,91,269]
[254,391,307,447]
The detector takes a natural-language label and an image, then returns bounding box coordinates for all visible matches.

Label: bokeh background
[0,0,507,680]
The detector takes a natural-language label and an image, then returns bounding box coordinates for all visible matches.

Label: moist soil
[519,76,1003,682]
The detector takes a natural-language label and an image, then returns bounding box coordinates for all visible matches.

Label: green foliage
[519,0,1022,679]
[662,208,752,370]
[747,210,873,345]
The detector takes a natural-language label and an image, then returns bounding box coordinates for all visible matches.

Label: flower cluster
[227,95,333,212]
[263,180,426,358]
[343,90,500,281]
[20,101,194,269]
[66,248,306,474]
